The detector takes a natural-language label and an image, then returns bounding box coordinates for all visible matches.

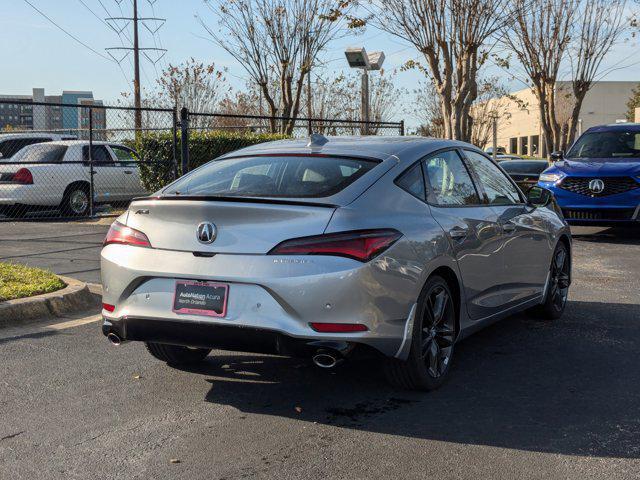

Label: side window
[395,163,426,200]
[83,145,113,165]
[111,145,138,163]
[464,150,522,205]
[422,150,480,206]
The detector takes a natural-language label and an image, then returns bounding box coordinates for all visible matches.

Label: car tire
[145,342,211,365]
[60,183,90,216]
[529,242,570,320]
[384,275,457,391]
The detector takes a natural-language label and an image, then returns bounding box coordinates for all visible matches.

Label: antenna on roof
[307,133,329,148]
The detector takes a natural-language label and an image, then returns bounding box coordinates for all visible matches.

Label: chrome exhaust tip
[312,350,342,369]
[107,332,122,346]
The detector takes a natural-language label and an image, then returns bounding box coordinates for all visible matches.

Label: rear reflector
[310,323,368,333]
[104,220,151,248]
[102,303,116,312]
[268,229,401,262]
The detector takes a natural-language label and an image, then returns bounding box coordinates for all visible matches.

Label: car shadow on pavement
[178,300,640,459]
[571,226,640,246]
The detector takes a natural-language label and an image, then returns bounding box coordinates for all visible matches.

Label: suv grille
[559,176,640,197]
[562,208,636,221]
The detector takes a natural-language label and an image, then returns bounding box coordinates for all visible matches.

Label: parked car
[485,146,506,155]
[500,159,550,192]
[0,140,147,218]
[101,135,571,391]
[0,133,77,161]
[539,123,640,225]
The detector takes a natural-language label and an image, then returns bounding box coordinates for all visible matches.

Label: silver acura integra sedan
[101,135,571,391]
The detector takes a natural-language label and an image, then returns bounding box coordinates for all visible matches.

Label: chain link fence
[0,100,403,221]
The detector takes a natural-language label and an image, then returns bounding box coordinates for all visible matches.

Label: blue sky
[2,0,639,127]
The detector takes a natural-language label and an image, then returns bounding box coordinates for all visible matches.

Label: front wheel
[145,342,211,365]
[530,242,570,320]
[384,275,457,391]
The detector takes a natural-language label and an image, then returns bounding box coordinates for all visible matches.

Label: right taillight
[103,220,151,248]
[11,168,33,185]
[268,229,401,262]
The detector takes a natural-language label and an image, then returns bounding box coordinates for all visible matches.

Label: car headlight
[539,173,563,183]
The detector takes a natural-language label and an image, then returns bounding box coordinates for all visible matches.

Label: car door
[83,144,125,202]
[422,149,506,320]
[462,150,552,306]
[109,145,146,197]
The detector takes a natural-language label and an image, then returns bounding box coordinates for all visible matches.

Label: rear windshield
[567,130,640,159]
[16,144,67,163]
[163,155,378,198]
[500,161,548,175]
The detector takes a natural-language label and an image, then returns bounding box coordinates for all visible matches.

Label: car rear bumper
[101,243,423,358]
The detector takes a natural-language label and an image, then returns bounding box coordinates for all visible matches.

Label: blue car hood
[555,158,640,176]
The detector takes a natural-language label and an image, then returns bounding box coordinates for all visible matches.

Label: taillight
[268,229,401,262]
[310,323,368,333]
[12,168,33,185]
[104,220,151,247]
[102,303,116,312]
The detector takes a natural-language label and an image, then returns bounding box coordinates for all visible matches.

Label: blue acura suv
[539,123,640,225]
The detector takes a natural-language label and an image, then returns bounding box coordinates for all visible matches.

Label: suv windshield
[163,155,378,198]
[567,129,640,159]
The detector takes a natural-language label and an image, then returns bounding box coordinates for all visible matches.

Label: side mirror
[526,185,553,208]
[550,151,564,162]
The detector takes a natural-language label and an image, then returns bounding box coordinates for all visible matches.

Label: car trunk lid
[125,197,337,254]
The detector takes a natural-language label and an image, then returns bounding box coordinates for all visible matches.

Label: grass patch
[0,262,65,302]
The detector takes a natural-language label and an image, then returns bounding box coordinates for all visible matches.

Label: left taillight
[103,220,151,248]
[268,229,402,262]
[11,168,33,185]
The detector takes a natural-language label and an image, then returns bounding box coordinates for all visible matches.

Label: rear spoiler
[132,195,339,209]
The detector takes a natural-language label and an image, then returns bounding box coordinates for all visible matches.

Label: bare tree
[200,0,356,134]
[506,0,628,155]
[373,0,513,141]
[414,81,445,137]
[470,78,512,149]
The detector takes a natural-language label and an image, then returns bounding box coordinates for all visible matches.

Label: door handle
[123,170,133,174]
[449,227,469,240]
[501,222,517,234]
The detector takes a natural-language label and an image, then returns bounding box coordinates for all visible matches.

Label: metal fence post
[307,117,313,136]
[180,107,189,175]
[88,106,95,217]
[399,120,405,136]
[172,107,179,180]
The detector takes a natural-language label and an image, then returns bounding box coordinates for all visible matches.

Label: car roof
[0,132,63,140]
[217,135,481,166]
[41,140,116,147]
[585,123,640,133]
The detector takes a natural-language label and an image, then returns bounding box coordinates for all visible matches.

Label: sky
[2,0,640,128]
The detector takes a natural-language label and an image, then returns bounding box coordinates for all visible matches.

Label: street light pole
[361,69,370,136]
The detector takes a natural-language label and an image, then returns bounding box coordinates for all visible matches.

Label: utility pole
[361,69,370,136]
[491,114,498,162]
[132,0,142,132]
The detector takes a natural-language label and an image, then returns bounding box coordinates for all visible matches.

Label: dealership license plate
[172,280,229,317]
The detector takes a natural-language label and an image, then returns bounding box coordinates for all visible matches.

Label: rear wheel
[60,183,90,216]
[530,242,570,320]
[385,275,457,391]
[145,342,211,365]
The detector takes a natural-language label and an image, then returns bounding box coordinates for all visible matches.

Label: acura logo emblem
[588,179,605,194]
[196,222,217,244]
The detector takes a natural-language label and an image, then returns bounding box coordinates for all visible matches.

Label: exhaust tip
[107,332,122,346]
[312,352,339,369]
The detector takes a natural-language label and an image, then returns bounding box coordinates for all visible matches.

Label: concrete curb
[0,276,101,329]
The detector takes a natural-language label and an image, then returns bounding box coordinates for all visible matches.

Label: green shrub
[127,131,287,192]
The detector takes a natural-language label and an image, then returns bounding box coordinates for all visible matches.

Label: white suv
[0,140,148,217]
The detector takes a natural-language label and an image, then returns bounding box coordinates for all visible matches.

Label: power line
[22,0,114,62]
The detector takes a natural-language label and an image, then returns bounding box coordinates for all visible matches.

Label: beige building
[494,81,637,157]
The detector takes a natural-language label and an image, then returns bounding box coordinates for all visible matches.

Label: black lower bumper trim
[102,317,364,358]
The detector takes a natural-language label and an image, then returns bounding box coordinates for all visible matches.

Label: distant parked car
[501,159,550,192]
[485,146,506,155]
[0,133,77,161]
[0,140,147,218]
[539,123,640,225]
[495,154,523,162]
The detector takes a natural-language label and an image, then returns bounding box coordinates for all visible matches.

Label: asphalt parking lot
[0,222,639,479]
